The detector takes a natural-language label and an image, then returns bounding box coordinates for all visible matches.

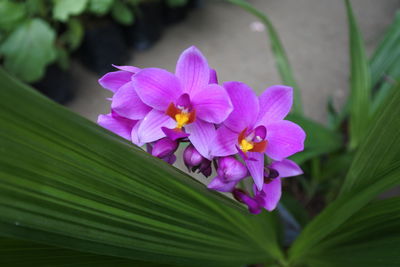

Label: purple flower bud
[264,167,279,183]
[183,145,204,169]
[199,160,212,177]
[232,189,262,214]
[217,157,248,182]
[162,154,177,165]
[152,138,178,158]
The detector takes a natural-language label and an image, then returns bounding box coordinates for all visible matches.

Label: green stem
[225,0,303,114]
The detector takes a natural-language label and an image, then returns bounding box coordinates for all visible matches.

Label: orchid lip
[238,127,268,154]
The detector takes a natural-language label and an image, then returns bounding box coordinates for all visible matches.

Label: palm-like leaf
[0,69,283,266]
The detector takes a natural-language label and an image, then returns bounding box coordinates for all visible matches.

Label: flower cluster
[98,46,306,214]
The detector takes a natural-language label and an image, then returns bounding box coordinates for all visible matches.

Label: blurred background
[1,0,398,124]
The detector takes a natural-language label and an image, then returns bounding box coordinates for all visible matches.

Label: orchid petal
[162,127,190,141]
[133,68,183,110]
[223,81,259,132]
[137,109,175,143]
[98,71,132,93]
[269,159,303,178]
[207,176,238,192]
[209,68,218,84]
[266,120,306,160]
[112,64,140,73]
[175,46,210,94]
[219,157,248,181]
[185,120,216,159]
[111,82,151,120]
[210,125,238,157]
[261,178,282,211]
[131,121,144,146]
[257,85,293,125]
[245,152,265,191]
[191,84,233,124]
[97,113,137,140]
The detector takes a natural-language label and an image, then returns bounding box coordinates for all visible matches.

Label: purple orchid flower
[132,46,232,159]
[234,159,303,214]
[207,156,248,192]
[183,145,212,177]
[211,82,305,190]
[97,110,138,140]
[98,65,152,146]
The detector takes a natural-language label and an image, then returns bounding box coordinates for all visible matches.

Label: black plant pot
[32,65,74,105]
[162,2,189,25]
[123,1,164,51]
[78,20,130,75]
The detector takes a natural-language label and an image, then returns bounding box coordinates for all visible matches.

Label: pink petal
[185,120,216,160]
[207,176,238,192]
[98,71,132,93]
[269,159,303,178]
[266,120,306,160]
[97,113,137,140]
[223,81,259,132]
[218,157,248,181]
[210,125,238,157]
[175,46,210,94]
[111,82,151,120]
[245,152,265,191]
[257,85,293,125]
[191,84,233,124]
[137,109,176,143]
[112,64,140,73]
[209,69,218,84]
[133,68,183,111]
[131,120,144,146]
[245,152,264,190]
[261,178,282,211]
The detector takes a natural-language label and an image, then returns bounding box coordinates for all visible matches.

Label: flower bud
[264,167,279,183]
[152,138,178,158]
[217,157,248,181]
[232,189,262,214]
[183,145,204,169]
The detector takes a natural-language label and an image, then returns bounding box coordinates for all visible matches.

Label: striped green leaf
[346,0,371,149]
[305,197,400,266]
[288,82,400,265]
[0,68,283,266]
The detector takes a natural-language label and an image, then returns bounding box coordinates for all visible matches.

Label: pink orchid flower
[211,81,306,190]
[132,46,232,159]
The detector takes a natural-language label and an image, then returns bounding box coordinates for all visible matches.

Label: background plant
[0,0,399,266]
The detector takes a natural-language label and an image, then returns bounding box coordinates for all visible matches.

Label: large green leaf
[53,0,88,22]
[287,114,342,164]
[305,197,400,266]
[0,0,26,31]
[0,237,166,266]
[225,0,303,114]
[288,82,400,265]
[0,18,56,82]
[346,0,371,149]
[0,68,283,266]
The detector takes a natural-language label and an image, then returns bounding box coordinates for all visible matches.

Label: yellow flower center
[175,113,190,129]
[240,139,254,152]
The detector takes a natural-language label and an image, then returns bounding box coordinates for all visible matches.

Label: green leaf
[53,0,88,22]
[305,198,400,266]
[346,0,371,149]
[288,82,400,265]
[111,1,134,25]
[89,0,114,15]
[225,0,303,114]
[0,237,167,266]
[60,18,84,51]
[0,0,26,31]
[0,18,56,82]
[0,68,283,266]
[370,12,400,113]
[287,114,342,164]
